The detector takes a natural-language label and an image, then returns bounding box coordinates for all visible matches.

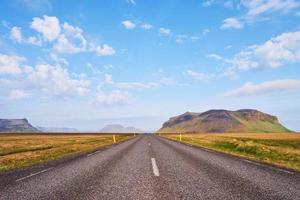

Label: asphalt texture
[0,134,299,200]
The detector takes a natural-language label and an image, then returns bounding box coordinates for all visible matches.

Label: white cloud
[202,0,215,7]
[191,36,200,40]
[116,82,152,89]
[126,0,136,5]
[103,73,179,90]
[27,36,42,46]
[62,22,83,36]
[186,70,214,81]
[10,16,115,56]
[202,28,210,35]
[87,63,101,75]
[224,79,300,97]
[10,26,22,43]
[49,54,68,66]
[141,23,153,30]
[122,20,136,29]
[0,54,90,98]
[54,22,87,54]
[221,68,239,79]
[9,89,30,100]
[95,89,129,105]
[10,26,42,46]
[221,17,244,29]
[224,1,235,8]
[90,44,116,56]
[227,51,259,71]
[104,73,114,84]
[226,30,300,73]
[30,15,61,42]
[54,34,82,53]
[221,0,299,29]
[103,73,151,89]
[103,64,114,69]
[159,27,171,35]
[175,34,188,44]
[207,53,223,60]
[0,54,25,74]
[19,0,52,12]
[95,75,181,104]
[25,63,90,96]
[241,0,299,18]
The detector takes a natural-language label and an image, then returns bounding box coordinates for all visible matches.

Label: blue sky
[0,0,300,131]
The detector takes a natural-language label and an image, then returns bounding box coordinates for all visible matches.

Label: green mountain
[158,109,291,133]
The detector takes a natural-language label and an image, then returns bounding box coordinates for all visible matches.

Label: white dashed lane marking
[151,158,160,177]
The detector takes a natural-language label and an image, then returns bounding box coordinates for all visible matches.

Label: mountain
[99,124,144,133]
[36,126,78,132]
[0,119,39,133]
[158,109,291,133]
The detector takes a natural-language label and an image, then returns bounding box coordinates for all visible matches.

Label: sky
[0,0,300,131]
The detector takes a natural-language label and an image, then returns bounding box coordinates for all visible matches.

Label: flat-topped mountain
[0,119,39,133]
[99,124,143,133]
[158,109,291,133]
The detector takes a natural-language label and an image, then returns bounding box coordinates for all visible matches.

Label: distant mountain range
[0,119,39,133]
[0,119,143,133]
[1,109,291,134]
[157,109,291,133]
[99,124,144,133]
[36,126,78,132]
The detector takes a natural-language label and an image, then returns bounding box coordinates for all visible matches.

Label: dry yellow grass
[162,133,300,171]
[211,132,300,139]
[0,134,133,172]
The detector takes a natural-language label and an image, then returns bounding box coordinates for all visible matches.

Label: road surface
[0,134,299,200]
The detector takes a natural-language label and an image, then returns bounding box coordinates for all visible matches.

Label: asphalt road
[0,134,299,200]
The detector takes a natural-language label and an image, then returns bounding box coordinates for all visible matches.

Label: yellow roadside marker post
[180,133,182,142]
[113,135,116,143]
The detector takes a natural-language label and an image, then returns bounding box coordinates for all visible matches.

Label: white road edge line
[87,152,97,157]
[203,148,213,152]
[151,158,160,177]
[16,167,53,182]
[243,159,294,174]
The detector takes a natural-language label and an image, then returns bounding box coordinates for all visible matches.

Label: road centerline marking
[16,167,53,182]
[151,158,160,176]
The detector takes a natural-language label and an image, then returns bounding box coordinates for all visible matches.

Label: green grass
[162,133,300,171]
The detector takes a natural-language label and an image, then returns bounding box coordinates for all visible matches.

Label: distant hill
[0,119,39,133]
[100,124,143,133]
[36,126,78,132]
[158,109,291,133]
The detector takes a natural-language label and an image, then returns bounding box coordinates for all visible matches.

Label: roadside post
[113,135,116,143]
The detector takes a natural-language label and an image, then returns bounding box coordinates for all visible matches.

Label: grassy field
[161,133,300,171]
[0,133,134,172]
